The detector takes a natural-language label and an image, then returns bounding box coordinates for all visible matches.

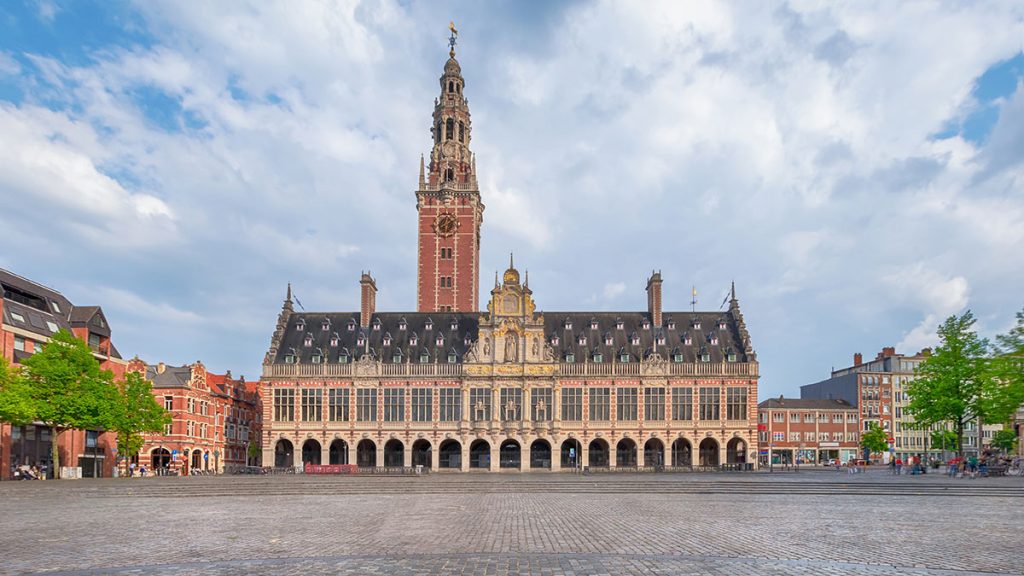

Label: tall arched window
[459,122,465,143]
[445,118,454,140]
[448,81,454,93]
[436,121,443,143]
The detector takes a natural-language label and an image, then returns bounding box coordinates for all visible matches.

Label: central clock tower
[416,33,483,313]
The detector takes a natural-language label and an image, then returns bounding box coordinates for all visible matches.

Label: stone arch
[439,439,462,469]
[588,438,609,467]
[727,437,747,464]
[357,439,376,468]
[384,439,404,467]
[150,448,170,470]
[412,439,432,468]
[561,438,583,469]
[469,439,490,469]
[329,439,348,465]
[644,438,665,467]
[671,438,692,467]
[699,437,720,467]
[616,438,637,467]
[302,439,321,465]
[499,439,521,469]
[529,439,551,469]
[274,439,293,468]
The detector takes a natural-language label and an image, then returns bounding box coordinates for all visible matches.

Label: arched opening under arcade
[529,439,551,469]
[499,439,521,469]
[588,439,609,467]
[644,438,664,467]
[561,439,583,469]
[727,438,747,464]
[191,450,202,470]
[616,438,637,467]
[357,439,376,468]
[412,439,432,468]
[384,439,404,467]
[469,439,490,469]
[150,448,170,471]
[274,439,293,468]
[699,438,720,467]
[671,438,692,467]
[329,439,348,465]
[439,439,461,469]
[302,439,321,465]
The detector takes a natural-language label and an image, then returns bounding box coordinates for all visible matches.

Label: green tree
[0,356,34,425]
[990,429,1017,454]
[247,441,260,465]
[929,428,958,455]
[860,422,888,456]
[989,308,1024,420]
[906,311,993,459]
[110,371,171,471]
[20,329,119,478]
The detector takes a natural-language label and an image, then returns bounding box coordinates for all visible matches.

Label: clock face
[434,213,458,237]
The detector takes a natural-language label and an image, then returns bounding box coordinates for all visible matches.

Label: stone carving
[483,337,491,356]
[642,352,667,375]
[543,343,557,362]
[504,335,518,363]
[355,355,378,376]
[531,337,540,358]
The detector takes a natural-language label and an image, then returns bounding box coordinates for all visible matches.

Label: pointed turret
[728,282,756,361]
[264,283,295,365]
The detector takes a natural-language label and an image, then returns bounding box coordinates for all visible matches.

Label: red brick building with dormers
[126,359,262,474]
[757,397,859,466]
[1,268,127,479]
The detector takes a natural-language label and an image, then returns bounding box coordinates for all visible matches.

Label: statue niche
[504,334,519,363]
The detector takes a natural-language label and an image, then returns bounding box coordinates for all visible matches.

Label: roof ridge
[0,268,66,296]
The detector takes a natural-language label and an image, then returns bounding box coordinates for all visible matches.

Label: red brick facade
[126,359,262,474]
[758,397,859,465]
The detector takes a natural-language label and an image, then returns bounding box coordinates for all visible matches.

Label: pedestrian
[140,465,147,477]
[895,458,903,475]
[890,457,897,475]
[129,462,136,478]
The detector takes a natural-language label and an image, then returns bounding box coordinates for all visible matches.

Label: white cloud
[603,282,626,301]
[0,52,19,76]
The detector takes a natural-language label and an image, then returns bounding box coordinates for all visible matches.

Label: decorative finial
[495,271,500,288]
[509,252,514,270]
[524,269,529,288]
[286,282,292,302]
[448,21,458,58]
[731,281,736,301]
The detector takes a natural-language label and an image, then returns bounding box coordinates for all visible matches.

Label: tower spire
[448,21,458,58]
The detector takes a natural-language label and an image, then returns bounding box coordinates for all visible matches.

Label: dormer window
[383,333,392,346]
[590,319,598,331]
[564,319,572,330]
[392,350,403,364]
[321,319,330,331]
[410,334,418,347]
[709,334,719,346]
[642,319,651,330]
[565,352,575,363]
[656,334,666,346]
[726,349,737,363]
[692,319,701,330]
[347,319,356,332]
[296,319,305,331]
[683,332,692,346]
[615,318,624,330]
[592,351,603,363]
[425,318,433,331]
[577,335,587,346]
[551,335,560,346]
[284,348,297,364]
[419,350,430,364]
[604,333,613,346]
[672,348,684,363]
[630,332,640,346]
[356,333,365,347]
[399,318,407,331]
[311,349,323,364]
[372,319,381,331]
[450,319,458,331]
[339,348,350,364]
[699,347,710,363]
[436,334,444,346]
[303,335,313,347]
[447,351,457,363]
[619,349,630,363]
[330,334,339,347]
[667,318,676,330]
[719,319,728,330]
[464,334,472,346]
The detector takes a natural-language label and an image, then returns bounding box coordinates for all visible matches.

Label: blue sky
[1,1,1022,396]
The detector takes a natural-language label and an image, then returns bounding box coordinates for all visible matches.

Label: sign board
[759,450,769,455]
[569,448,576,457]
[887,437,895,443]
[172,450,178,456]
[757,424,767,431]
[204,452,209,460]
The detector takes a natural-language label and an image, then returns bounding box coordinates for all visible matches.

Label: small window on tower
[459,122,465,142]
[448,81,454,93]
[446,118,454,140]
[445,167,454,182]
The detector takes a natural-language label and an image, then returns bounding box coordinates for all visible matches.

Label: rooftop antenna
[690,286,697,313]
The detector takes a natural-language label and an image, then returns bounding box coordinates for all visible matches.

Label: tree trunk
[51,427,62,479]
[956,421,964,460]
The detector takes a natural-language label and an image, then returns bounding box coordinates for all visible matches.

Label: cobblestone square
[0,471,1020,575]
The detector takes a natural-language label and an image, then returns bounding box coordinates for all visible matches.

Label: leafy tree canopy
[990,429,1017,453]
[860,423,889,455]
[0,356,34,425]
[111,371,171,460]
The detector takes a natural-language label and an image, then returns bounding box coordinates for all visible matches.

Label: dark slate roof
[146,364,192,388]
[758,398,855,410]
[1,269,121,359]
[544,311,749,363]
[273,312,479,364]
[270,310,751,365]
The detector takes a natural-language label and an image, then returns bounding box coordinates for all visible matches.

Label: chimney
[882,346,895,358]
[157,362,166,374]
[360,272,377,328]
[646,271,663,327]
[853,353,862,367]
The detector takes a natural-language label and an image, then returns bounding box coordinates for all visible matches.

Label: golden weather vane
[448,21,459,57]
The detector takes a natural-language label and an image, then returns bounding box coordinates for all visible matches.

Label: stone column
[403,444,413,468]
[431,442,440,470]
[376,440,385,467]
[719,443,727,468]
[637,440,645,467]
[609,442,617,468]
[551,441,561,472]
[522,443,531,471]
[321,444,330,466]
[348,442,357,466]
[581,443,589,469]
[292,442,303,468]
[461,442,470,472]
[490,444,500,472]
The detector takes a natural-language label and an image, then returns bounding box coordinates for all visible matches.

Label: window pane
[644,387,665,421]
[357,389,377,422]
[384,388,404,422]
[616,387,638,421]
[589,387,610,421]
[561,388,582,421]
[699,387,720,421]
[671,387,692,421]
[439,388,462,422]
[470,388,490,421]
